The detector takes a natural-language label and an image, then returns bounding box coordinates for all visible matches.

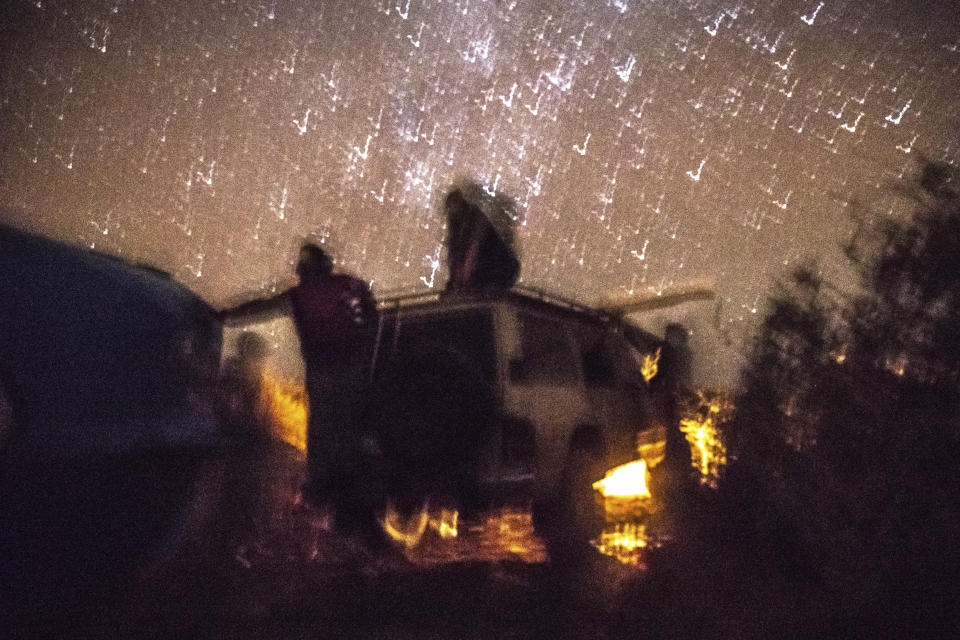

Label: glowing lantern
[593,459,651,498]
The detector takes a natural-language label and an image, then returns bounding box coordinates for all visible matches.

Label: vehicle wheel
[544,431,607,562]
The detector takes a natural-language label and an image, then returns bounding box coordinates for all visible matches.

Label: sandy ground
[187,448,638,640]
[13,441,643,640]
[0,440,640,640]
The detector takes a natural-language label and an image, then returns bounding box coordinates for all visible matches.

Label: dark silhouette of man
[649,322,696,502]
[218,244,377,521]
[219,331,271,438]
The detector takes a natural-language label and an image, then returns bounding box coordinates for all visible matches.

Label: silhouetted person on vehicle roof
[218,243,377,528]
[444,182,520,293]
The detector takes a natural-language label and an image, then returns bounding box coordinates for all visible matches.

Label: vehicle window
[501,419,536,471]
[579,327,617,387]
[394,311,496,381]
[513,313,579,384]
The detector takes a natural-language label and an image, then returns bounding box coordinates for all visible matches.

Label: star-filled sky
[2,0,958,385]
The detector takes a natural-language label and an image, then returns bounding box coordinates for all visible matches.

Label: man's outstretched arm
[218,290,292,326]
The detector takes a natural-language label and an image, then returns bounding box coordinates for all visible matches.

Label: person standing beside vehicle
[219,331,271,438]
[651,323,696,498]
[217,243,377,526]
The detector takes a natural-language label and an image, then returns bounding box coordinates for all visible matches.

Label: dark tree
[722,160,960,635]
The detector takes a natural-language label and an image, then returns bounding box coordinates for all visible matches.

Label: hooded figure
[443,182,520,293]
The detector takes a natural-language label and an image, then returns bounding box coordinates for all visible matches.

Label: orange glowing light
[591,522,650,565]
[380,501,460,548]
[593,460,651,498]
[381,501,431,548]
[259,373,308,450]
[678,392,729,487]
[430,509,459,539]
[641,347,661,382]
[480,508,543,558]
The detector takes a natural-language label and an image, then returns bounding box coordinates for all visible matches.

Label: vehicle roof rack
[377,285,609,320]
[375,285,663,351]
[511,286,601,316]
[375,288,442,308]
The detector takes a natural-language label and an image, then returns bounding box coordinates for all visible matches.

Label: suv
[0,223,223,618]
[360,287,670,535]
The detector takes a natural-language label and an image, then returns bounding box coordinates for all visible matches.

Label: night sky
[2,0,958,386]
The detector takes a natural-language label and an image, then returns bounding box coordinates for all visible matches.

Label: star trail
[1,0,958,384]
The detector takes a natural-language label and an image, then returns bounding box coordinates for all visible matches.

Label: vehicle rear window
[579,327,617,387]
[514,312,579,384]
[393,311,497,381]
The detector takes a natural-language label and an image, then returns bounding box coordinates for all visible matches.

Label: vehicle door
[500,309,592,496]
[577,326,652,467]
[381,308,500,482]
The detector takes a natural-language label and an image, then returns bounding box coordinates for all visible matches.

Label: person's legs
[329,365,387,542]
[304,363,385,544]
[304,372,337,505]
[305,367,359,492]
